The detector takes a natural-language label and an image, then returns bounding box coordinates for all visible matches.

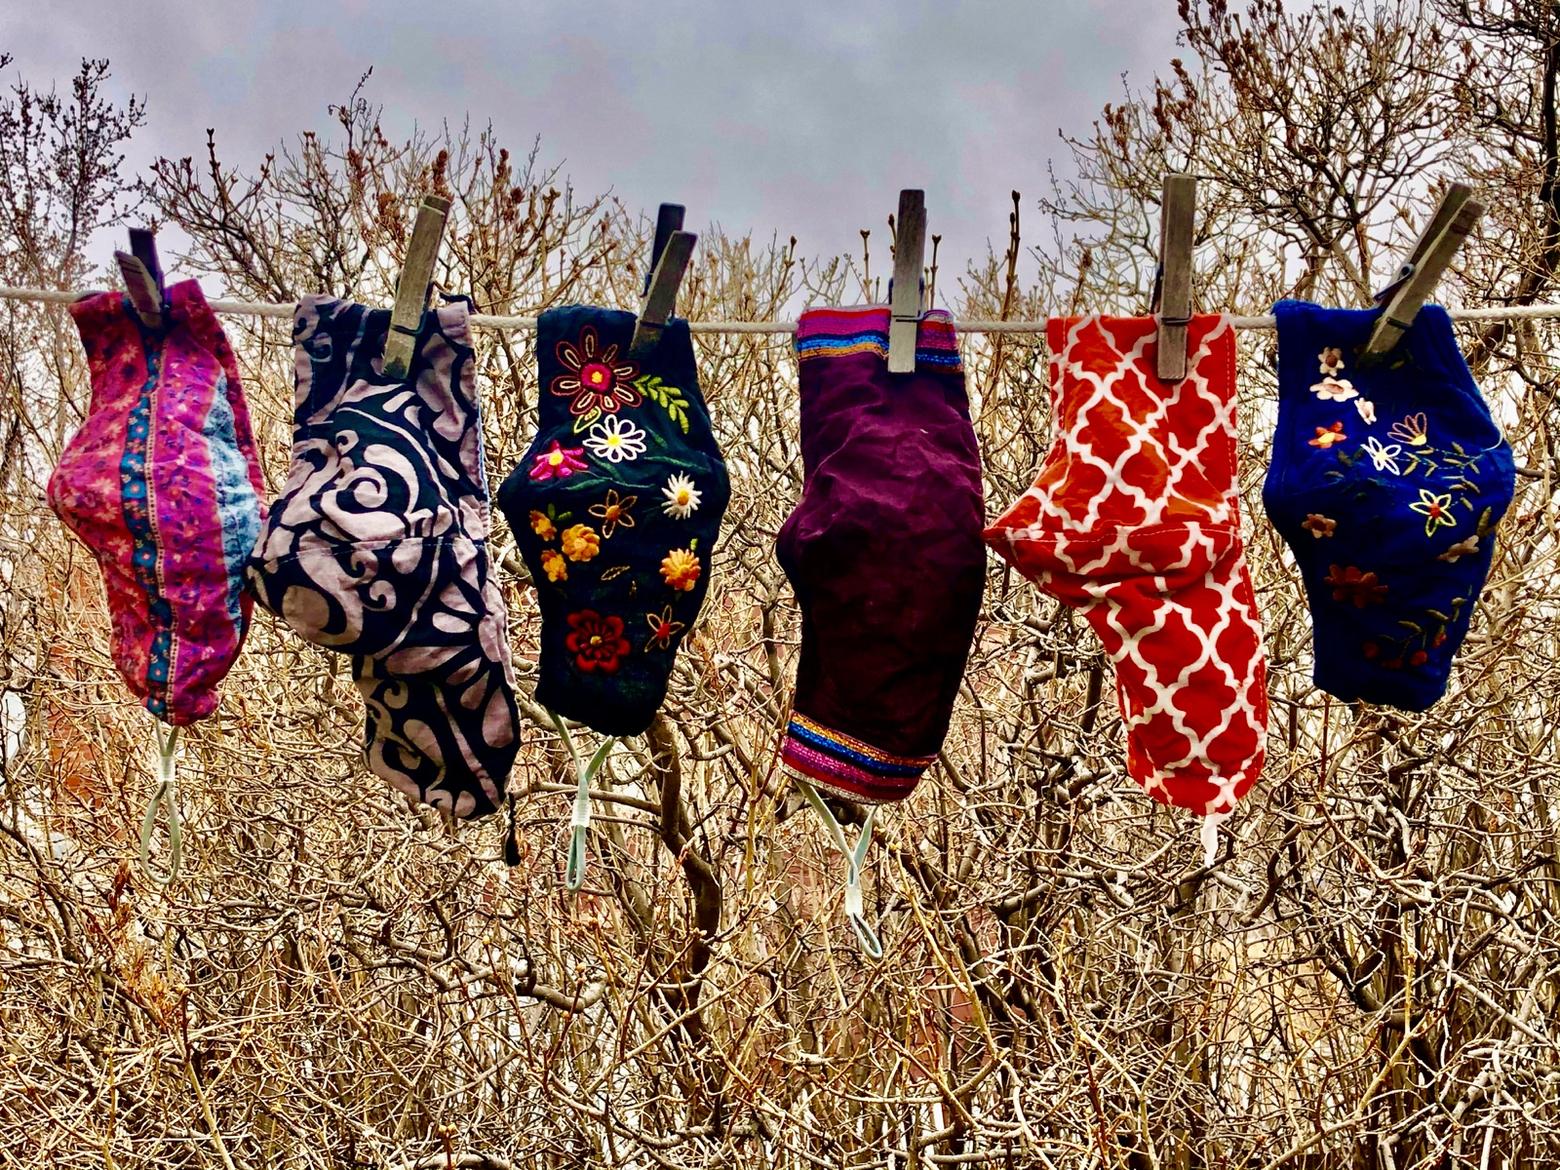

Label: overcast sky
[6,0,1182,284]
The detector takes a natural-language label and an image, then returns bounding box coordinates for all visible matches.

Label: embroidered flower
[1324,564,1388,608]
[660,548,701,592]
[1409,649,1430,667]
[565,610,631,674]
[1361,436,1401,474]
[1301,513,1337,539]
[588,489,637,539]
[1438,534,1481,562]
[540,549,568,582]
[644,605,686,651]
[1309,421,1347,449]
[1318,347,1345,376]
[1355,398,1377,425]
[1310,377,1358,402]
[551,327,642,416]
[1389,412,1429,447]
[661,473,702,519]
[560,523,601,562]
[530,440,589,482]
[1409,489,1457,537]
[584,415,647,463]
[530,511,557,541]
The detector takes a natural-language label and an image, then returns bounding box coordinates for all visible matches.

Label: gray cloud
[7,0,1180,286]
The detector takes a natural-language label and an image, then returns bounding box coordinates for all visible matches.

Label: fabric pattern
[777,306,985,804]
[985,314,1268,816]
[497,306,730,737]
[247,295,518,818]
[1264,300,1515,711]
[49,280,265,725]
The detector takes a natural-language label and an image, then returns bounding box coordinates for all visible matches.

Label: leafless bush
[5,5,1560,1166]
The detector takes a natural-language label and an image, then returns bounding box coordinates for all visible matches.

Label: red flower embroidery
[551,327,642,416]
[1308,421,1347,449]
[1324,564,1388,608]
[565,610,631,673]
[644,605,686,652]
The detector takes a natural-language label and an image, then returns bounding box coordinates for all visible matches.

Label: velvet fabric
[776,306,985,804]
[497,306,730,737]
[1264,299,1515,711]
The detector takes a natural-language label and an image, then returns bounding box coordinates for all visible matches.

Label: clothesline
[8,283,1560,332]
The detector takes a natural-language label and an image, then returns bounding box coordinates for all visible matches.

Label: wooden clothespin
[1362,182,1484,362]
[114,228,166,329]
[382,194,452,380]
[1153,174,1197,382]
[887,189,927,374]
[630,202,697,357]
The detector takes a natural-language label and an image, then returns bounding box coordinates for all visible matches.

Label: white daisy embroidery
[584,415,647,463]
[1355,398,1376,425]
[1361,435,1401,474]
[1318,347,1345,376]
[1310,376,1358,403]
[661,473,702,519]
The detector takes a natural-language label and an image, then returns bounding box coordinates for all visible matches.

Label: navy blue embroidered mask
[1263,299,1515,711]
[497,306,730,736]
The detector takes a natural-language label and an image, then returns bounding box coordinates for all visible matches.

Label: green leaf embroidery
[571,407,602,435]
[635,374,691,434]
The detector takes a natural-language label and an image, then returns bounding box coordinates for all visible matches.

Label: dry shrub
[5,6,1560,1167]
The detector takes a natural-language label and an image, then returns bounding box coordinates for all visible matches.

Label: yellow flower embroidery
[530,510,557,541]
[540,549,568,582]
[561,524,601,562]
[660,548,701,592]
[1408,489,1456,537]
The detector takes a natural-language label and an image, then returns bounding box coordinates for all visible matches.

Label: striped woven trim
[780,713,933,803]
[795,306,962,371]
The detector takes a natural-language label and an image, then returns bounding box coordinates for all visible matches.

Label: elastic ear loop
[548,710,616,892]
[796,779,883,960]
[1200,809,1231,869]
[138,722,182,884]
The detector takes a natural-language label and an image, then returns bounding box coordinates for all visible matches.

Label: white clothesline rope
[8,283,1560,333]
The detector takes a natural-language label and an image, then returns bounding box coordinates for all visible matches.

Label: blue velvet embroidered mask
[1262,299,1515,711]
